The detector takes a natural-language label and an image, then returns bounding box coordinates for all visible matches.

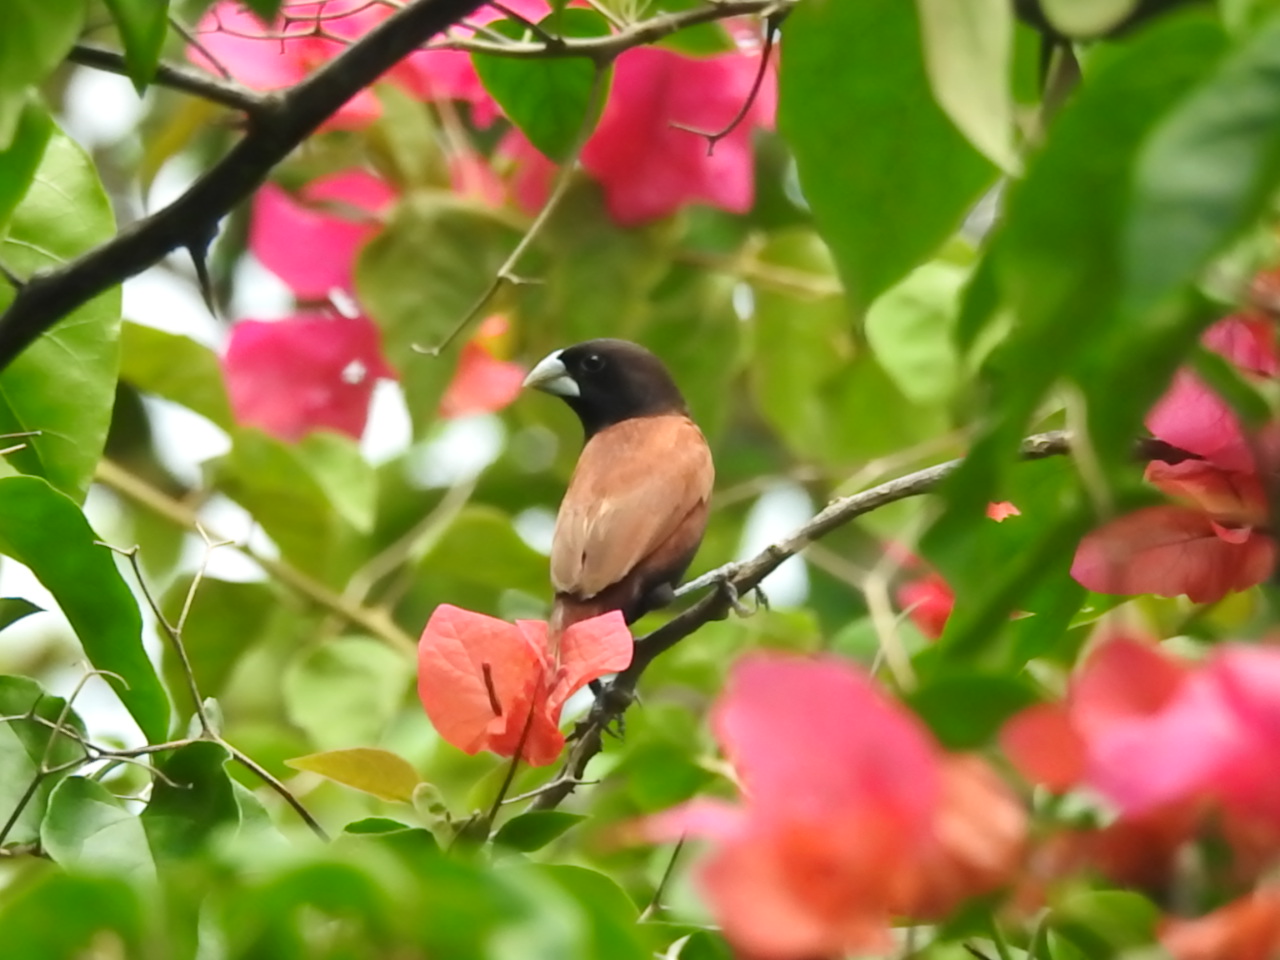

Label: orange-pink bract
[1072,316,1280,602]
[643,654,1024,959]
[417,605,632,766]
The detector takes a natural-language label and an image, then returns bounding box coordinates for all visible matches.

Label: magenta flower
[223,315,395,442]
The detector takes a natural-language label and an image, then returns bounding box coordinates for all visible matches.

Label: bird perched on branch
[522,339,714,639]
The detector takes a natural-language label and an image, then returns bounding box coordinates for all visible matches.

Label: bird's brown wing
[551,415,714,600]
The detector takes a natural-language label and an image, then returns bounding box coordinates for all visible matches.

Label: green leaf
[864,261,966,405]
[906,672,1039,749]
[242,0,285,22]
[142,741,240,858]
[916,0,1018,171]
[342,816,440,856]
[0,477,168,743]
[0,98,51,232]
[355,195,519,431]
[0,675,86,845]
[420,506,550,597]
[494,811,586,852]
[652,0,735,55]
[779,0,994,308]
[0,117,121,501]
[0,596,41,633]
[160,577,275,699]
[535,864,649,960]
[294,431,378,533]
[1052,889,1160,955]
[41,777,156,883]
[0,873,144,957]
[283,637,410,750]
[286,747,422,802]
[0,0,87,147]
[103,0,169,91]
[748,230,853,459]
[1122,13,1280,323]
[216,428,359,579]
[472,10,611,162]
[929,16,1227,654]
[119,322,234,430]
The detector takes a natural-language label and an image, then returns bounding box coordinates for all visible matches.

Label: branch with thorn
[0,0,494,371]
[104,533,331,841]
[529,431,1079,811]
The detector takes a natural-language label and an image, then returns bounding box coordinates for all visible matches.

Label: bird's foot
[587,680,636,739]
[716,578,768,618]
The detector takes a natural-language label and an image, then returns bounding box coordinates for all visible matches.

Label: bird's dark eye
[580,354,606,373]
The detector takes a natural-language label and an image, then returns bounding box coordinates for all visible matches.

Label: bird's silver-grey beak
[522,350,579,397]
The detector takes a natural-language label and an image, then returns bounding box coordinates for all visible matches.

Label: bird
[522,338,715,641]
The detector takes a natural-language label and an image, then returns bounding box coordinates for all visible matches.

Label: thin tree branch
[67,44,269,114]
[415,64,610,356]
[425,0,791,62]
[95,458,417,654]
[530,431,1075,811]
[0,0,491,371]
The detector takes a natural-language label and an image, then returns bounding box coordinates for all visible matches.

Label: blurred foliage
[0,0,1277,957]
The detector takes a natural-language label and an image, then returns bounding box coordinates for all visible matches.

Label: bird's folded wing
[551,415,714,600]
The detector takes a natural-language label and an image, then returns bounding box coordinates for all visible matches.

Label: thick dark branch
[0,0,488,371]
[531,430,1076,811]
[67,44,269,114]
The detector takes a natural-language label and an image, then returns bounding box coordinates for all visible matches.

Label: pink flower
[1073,316,1280,602]
[223,314,395,442]
[643,654,1023,959]
[581,45,776,224]
[249,170,395,300]
[504,42,776,225]
[417,606,633,766]
[439,317,525,419]
[191,1,392,126]
[1002,637,1280,838]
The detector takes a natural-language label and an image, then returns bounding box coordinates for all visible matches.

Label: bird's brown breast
[550,414,713,626]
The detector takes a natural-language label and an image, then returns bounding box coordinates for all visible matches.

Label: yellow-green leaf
[286,747,422,803]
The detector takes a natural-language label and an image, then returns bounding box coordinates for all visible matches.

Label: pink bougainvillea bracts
[504,39,776,225]
[417,605,632,766]
[223,314,395,442]
[641,654,1024,959]
[191,1,391,126]
[1072,315,1280,602]
[249,170,395,300]
[1002,636,1280,846]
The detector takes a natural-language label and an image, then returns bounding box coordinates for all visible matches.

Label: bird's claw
[716,579,768,618]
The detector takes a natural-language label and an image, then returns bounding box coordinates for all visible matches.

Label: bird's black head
[523,339,688,438]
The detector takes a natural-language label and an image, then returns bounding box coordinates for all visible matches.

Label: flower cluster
[192,1,776,442]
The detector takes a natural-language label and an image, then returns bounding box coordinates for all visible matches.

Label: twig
[95,458,416,654]
[416,65,610,356]
[530,430,1076,811]
[226,744,329,841]
[670,17,778,155]
[424,0,791,63]
[108,537,331,841]
[66,44,268,114]
[108,544,211,733]
[170,14,233,79]
[639,836,686,921]
[0,0,493,371]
